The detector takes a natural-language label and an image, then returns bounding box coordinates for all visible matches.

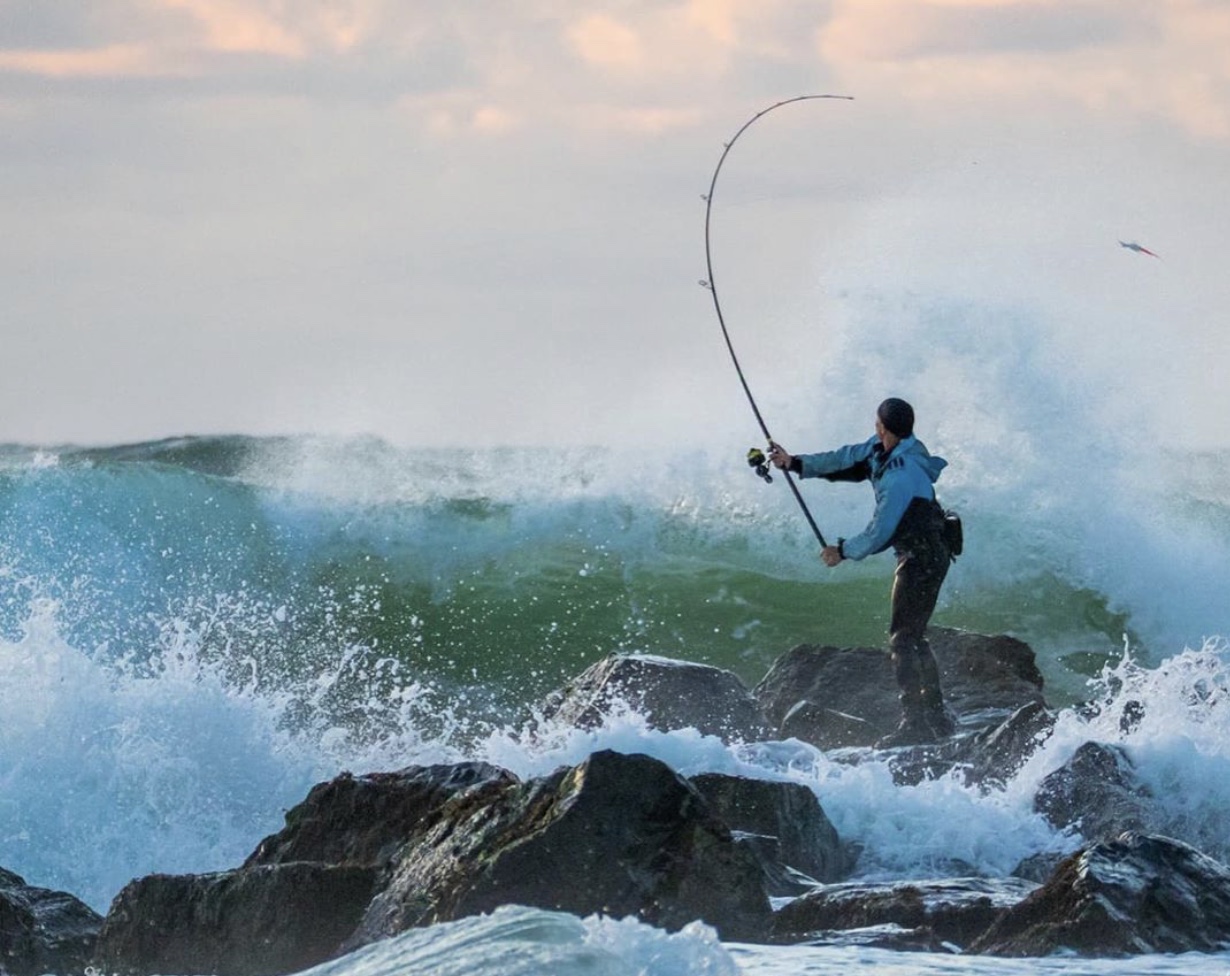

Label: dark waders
[878,506,954,747]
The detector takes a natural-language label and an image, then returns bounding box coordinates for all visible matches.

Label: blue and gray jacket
[794,435,948,560]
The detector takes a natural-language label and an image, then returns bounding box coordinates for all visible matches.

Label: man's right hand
[767,443,793,471]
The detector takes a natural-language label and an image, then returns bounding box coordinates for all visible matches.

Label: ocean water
[2,432,1230,975]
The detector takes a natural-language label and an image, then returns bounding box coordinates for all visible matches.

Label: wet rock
[0,868,102,976]
[1034,741,1152,840]
[725,833,821,898]
[779,699,874,748]
[771,877,1039,950]
[970,832,1230,956]
[959,701,1057,790]
[540,653,772,743]
[92,863,377,976]
[928,629,1046,723]
[689,773,853,892]
[755,645,899,748]
[870,701,1056,791]
[788,922,949,952]
[1011,851,1071,884]
[350,749,774,946]
[246,762,515,868]
[753,628,1047,750]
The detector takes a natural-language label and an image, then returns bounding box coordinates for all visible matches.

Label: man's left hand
[821,545,843,567]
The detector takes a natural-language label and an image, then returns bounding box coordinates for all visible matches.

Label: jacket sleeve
[795,437,878,481]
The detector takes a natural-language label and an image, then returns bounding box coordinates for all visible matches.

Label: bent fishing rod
[700,94,853,549]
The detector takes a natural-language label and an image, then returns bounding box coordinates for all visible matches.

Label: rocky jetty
[7,628,1230,974]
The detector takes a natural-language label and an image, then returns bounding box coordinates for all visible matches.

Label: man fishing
[767,398,956,747]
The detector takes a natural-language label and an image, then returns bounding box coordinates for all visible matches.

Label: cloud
[821,0,1133,62]
[157,0,305,57]
[0,43,178,78]
[818,0,1230,140]
[566,14,645,71]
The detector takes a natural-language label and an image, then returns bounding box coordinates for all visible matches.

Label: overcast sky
[2,1,1227,450]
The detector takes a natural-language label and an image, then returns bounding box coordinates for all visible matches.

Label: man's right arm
[795,437,878,481]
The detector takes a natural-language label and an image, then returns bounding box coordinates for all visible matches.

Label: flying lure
[1119,240,1160,259]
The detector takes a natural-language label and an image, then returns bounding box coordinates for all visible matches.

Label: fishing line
[700,94,853,549]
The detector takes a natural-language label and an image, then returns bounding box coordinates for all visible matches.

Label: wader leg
[877,544,954,746]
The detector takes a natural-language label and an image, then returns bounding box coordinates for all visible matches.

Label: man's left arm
[838,468,913,561]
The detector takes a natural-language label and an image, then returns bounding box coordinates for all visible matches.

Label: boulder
[350,750,774,946]
[246,762,515,868]
[0,868,102,976]
[689,773,853,892]
[970,832,1230,956]
[771,877,1039,950]
[783,922,949,952]
[1033,741,1152,841]
[92,863,376,976]
[779,699,875,749]
[754,628,1047,750]
[928,629,1046,723]
[959,701,1056,790]
[539,654,772,743]
[756,645,898,748]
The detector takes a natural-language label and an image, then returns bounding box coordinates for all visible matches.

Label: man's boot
[875,694,936,748]
[875,649,938,748]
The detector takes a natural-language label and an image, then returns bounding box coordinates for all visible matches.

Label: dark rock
[788,922,948,952]
[927,629,1046,723]
[772,877,1039,949]
[1012,851,1072,884]
[350,750,773,946]
[753,628,1047,750]
[540,653,772,743]
[1034,741,1152,840]
[689,773,853,892]
[246,762,515,868]
[725,833,820,898]
[92,863,376,976]
[756,645,899,748]
[959,701,1057,790]
[780,700,874,748]
[970,832,1230,956]
[866,701,1055,791]
[0,868,102,976]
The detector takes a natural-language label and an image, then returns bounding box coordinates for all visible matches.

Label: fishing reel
[746,447,773,484]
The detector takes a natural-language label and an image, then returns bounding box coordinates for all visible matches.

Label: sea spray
[0,598,470,911]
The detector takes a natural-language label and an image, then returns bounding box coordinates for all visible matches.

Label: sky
[1,0,1227,450]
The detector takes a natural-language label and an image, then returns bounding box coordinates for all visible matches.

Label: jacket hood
[892,435,947,483]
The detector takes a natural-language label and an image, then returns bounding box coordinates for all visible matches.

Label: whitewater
[3,423,1230,974]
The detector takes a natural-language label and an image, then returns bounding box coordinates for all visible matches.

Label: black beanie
[877,398,915,438]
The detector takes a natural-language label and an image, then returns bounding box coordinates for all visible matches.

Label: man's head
[876,397,915,446]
